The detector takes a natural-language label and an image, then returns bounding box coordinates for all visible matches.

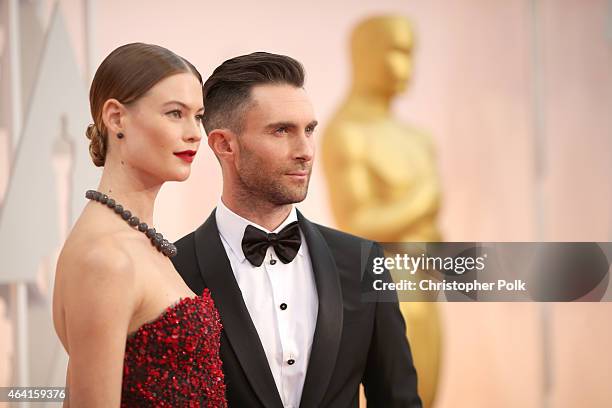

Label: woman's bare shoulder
[55,222,144,318]
[58,231,135,280]
[56,205,150,280]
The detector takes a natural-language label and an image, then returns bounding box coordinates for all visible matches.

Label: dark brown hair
[87,43,202,166]
[202,52,305,134]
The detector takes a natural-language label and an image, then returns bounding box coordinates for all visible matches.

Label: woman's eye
[195,114,204,122]
[167,110,182,118]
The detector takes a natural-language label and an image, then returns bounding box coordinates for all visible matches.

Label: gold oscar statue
[321,15,442,407]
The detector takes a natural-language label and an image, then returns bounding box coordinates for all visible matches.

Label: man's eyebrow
[264,120,318,130]
[163,100,204,112]
[264,121,297,130]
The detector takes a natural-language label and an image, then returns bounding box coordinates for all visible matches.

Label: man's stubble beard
[236,143,311,206]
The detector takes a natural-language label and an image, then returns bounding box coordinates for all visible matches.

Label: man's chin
[290,186,309,203]
[279,195,307,205]
[272,189,308,205]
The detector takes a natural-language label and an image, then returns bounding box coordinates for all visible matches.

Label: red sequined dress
[121,289,227,407]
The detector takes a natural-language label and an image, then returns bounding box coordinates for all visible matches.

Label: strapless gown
[121,289,227,407]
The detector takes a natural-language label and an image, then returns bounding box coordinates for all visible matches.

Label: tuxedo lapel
[297,211,344,408]
[194,210,283,408]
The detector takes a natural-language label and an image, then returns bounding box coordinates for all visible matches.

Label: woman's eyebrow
[162,100,204,112]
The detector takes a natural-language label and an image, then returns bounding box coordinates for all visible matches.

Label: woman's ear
[101,98,126,137]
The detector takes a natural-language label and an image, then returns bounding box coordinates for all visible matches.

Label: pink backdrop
[1,0,610,406]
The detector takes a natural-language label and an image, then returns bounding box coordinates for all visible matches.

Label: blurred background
[0,0,611,407]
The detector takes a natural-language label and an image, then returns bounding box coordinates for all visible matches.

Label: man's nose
[294,132,314,162]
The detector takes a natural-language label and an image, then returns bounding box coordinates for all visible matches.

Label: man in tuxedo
[172,52,422,408]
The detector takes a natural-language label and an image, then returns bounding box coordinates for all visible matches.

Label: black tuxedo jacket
[172,209,422,408]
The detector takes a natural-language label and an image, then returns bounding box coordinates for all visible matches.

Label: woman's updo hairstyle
[86,43,202,166]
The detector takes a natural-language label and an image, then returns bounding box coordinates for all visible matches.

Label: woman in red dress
[52,43,226,407]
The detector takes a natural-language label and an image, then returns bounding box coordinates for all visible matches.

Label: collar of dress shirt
[215,198,304,264]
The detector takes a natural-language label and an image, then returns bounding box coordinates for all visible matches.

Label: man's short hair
[202,52,305,134]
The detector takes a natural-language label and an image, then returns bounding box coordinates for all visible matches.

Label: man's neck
[221,194,293,232]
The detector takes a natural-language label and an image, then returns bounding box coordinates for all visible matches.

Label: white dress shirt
[215,199,319,408]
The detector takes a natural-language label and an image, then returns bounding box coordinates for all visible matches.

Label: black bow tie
[241,221,302,267]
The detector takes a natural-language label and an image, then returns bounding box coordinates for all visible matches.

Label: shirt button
[287,359,295,365]
[270,259,277,265]
[280,303,287,310]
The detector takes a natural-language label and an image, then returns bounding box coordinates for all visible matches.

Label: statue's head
[350,15,414,97]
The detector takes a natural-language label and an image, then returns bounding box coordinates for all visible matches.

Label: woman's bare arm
[61,242,137,407]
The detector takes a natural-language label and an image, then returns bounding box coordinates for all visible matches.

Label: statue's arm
[350,179,440,239]
[323,126,440,239]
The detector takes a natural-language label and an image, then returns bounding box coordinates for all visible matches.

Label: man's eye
[276,127,288,134]
[305,126,315,134]
[167,110,182,118]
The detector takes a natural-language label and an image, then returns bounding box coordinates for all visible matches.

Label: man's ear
[101,98,126,136]
[208,128,237,160]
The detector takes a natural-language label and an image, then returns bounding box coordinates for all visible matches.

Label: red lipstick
[174,150,197,163]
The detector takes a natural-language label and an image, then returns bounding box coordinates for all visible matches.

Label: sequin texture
[121,289,227,407]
